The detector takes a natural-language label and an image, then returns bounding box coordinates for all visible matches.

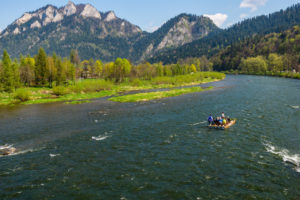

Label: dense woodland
[0,49,205,93]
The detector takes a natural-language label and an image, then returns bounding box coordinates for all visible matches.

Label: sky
[0,0,299,32]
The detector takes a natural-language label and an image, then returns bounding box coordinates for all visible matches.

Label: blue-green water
[0,75,300,199]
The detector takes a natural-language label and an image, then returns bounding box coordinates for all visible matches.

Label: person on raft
[221,112,225,119]
[208,114,214,125]
[208,113,231,126]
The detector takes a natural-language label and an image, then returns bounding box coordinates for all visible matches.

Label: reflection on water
[0,75,300,199]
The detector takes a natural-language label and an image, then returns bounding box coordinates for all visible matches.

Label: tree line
[0,48,210,93]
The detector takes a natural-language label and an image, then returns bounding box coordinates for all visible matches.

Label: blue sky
[0,0,299,32]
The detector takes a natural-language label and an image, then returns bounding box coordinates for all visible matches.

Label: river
[0,75,300,199]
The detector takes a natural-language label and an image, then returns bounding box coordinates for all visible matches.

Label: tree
[11,59,20,89]
[45,57,56,87]
[268,53,283,72]
[70,49,80,66]
[154,62,164,77]
[1,50,14,92]
[103,62,114,80]
[20,56,35,86]
[94,60,103,78]
[81,60,90,79]
[190,64,197,73]
[35,48,47,85]
[239,56,267,74]
[55,58,66,86]
[62,58,75,83]
[113,58,131,82]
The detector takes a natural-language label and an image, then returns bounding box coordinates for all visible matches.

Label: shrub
[52,86,69,96]
[130,78,143,86]
[14,88,31,102]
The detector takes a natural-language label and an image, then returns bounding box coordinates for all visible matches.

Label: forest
[210,25,300,76]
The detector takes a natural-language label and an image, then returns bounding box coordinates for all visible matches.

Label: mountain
[0,1,219,63]
[131,14,220,62]
[148,3,300,64]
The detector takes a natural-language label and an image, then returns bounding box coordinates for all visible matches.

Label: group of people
[207,112,231,126]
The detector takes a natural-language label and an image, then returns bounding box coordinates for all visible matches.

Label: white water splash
[0,144,43,157]
[289,105,299,109]
[92,133,111,141]
[264,142,300,173]
[0,148,35,157]
[191,121,207,126]
[49,153,60,157]
[0,144,13,150]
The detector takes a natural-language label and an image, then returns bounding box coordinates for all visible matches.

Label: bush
[69,79,113,93]
[14,88,31,102]
[130,78,143,86]
[52,86,69,96]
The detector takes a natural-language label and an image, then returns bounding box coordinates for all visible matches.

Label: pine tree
[1,50,14,92]
[35,48,47,85]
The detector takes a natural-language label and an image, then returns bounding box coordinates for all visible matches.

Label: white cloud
[240,13,248,19]
[240,0,268,12]
[204,13,228,27]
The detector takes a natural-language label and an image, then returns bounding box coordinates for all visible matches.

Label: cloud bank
[204,13,228,27]
[240,0,268,12]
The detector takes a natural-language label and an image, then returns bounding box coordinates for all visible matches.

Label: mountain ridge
[0,1,219,63]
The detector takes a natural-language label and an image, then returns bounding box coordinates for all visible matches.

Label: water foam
[92,133,111,141]
[289,105,299,109]
[264,142,300,173]
[0,144,42,157]
[49,153,60,157]
[0,144,13,150]
[0,148,35,157]
[191,121,207,126]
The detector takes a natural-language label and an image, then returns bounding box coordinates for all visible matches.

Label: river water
[0,75,299,199]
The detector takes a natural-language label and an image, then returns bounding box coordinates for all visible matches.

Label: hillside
[211,25,300,72]
[148,4,300,64]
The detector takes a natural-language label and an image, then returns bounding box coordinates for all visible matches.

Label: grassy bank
[109,86,214,102]
[0,72,225,106]
[224,70,300,79]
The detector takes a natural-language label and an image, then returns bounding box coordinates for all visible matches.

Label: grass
[0,72,225,106]
[109,86,214,102]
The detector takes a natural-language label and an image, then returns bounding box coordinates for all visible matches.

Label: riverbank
[0,72,225,106]
[224,70,300,79]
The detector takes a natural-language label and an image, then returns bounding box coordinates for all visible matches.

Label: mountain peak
[64,1,77,16]
[80,4,101,19]
[104,11,116,22]
[15,13,33,25]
